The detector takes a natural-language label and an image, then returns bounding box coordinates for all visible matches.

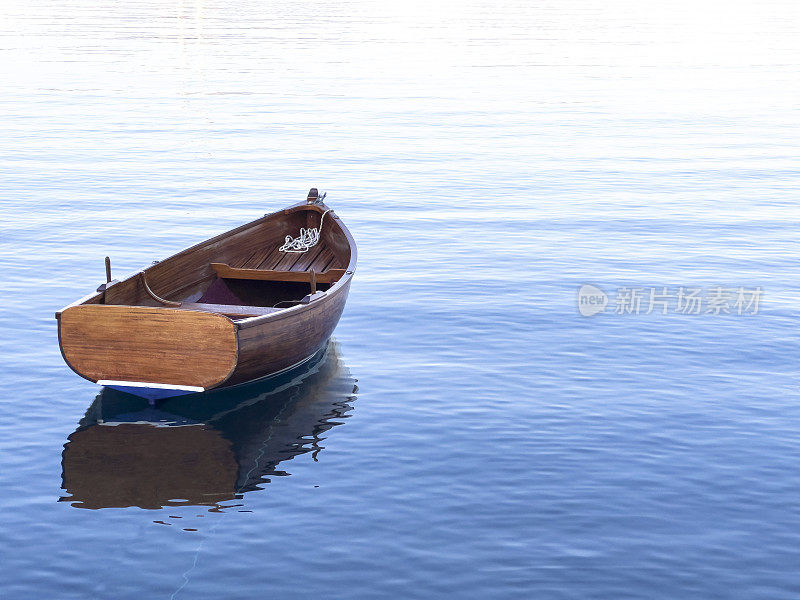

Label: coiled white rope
[279,209,333,253]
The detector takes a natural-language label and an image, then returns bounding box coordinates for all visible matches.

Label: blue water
[2,0,800,597]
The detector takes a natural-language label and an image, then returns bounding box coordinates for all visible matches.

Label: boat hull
[230,278,350,385]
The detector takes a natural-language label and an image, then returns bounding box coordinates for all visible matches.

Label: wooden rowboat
[56,189,356,400]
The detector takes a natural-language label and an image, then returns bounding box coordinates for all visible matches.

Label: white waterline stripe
[97,380,205,392]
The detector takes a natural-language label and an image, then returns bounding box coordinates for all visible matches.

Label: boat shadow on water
[59,341,357,510]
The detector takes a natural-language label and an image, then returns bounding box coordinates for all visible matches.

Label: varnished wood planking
[309,247,335,272]
[103,212,306,306]
[240,245,277,269]
[98,207,346,307]
[210,263,345,284]
[255,246,284,269]
[229,279,350,385]
[289,244,324,272]
[59,305,238,388]
[232,247,260,269]
[271,246,303,271]
[320,214,351,268]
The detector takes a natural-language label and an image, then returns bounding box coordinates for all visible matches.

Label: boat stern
[57,305,239,393]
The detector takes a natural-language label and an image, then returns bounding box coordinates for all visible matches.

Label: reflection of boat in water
[60,341,357,510]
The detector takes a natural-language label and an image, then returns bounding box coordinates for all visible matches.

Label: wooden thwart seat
[176,302,280,318]
[210,263,346,284]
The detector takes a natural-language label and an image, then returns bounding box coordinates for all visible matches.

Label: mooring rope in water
[169,351,332,600]
[170,393,297,600]
[278,209,333,253]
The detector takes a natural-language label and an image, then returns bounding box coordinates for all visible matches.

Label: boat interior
[79,203,352,322]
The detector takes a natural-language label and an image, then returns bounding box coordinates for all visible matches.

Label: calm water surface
[2,1,800,598]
